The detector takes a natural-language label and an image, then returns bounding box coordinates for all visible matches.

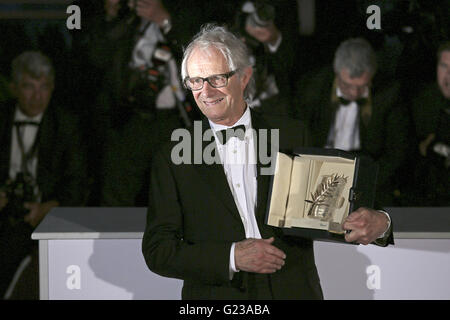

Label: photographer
[0,51,87,299]
[90,0,198,130]
[95,0,200,206]
[232,0,299,117]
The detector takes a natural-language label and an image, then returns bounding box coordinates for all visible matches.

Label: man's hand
[342,207,390,245]
[23,200,58,228]
[0,191,8,212]
[234,237,286,274]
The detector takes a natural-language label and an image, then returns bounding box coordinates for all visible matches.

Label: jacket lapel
[191,111,279,232]
[36,107,55,193]
[191,117,242,224]
[251,110,274,236]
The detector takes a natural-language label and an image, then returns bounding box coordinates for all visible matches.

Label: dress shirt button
[236,183,241,188]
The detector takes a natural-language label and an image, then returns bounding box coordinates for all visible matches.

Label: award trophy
[305,174,348,222]
[266,149,378,243]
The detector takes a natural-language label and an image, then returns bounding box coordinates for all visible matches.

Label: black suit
[142,109,324,299]
[0,101,87,297]
[0,102,87,205]
[295,67,410,205]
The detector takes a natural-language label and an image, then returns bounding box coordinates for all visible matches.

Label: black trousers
[247,273,274,299]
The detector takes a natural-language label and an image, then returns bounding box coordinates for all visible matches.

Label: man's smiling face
[186,46,251,126]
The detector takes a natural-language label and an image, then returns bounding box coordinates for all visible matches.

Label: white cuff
[377,210,391,239]
[267,33,282,53]
[229,242,239,280]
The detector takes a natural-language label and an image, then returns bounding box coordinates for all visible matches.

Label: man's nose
[347,87,358,99]
[352,86,367,99]
[200,81,215,97]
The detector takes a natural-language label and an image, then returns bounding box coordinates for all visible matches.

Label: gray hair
[11,51,54,84]
[333,38,377,78]
[181,24,255,101]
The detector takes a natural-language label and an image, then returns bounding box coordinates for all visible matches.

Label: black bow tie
[216,124,246,144]
[338,96,368,107]
[14,121,40,127]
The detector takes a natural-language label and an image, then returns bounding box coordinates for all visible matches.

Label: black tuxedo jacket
[142,109,326,299]
[295,67,410,204]
[0,101,87,206]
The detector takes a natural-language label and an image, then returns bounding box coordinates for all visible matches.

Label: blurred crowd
[0,0,449,299]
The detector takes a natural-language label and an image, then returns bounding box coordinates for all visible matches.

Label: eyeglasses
[184,70,238,91]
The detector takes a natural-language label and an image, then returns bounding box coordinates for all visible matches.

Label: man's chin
[201,104,224,117]
[204,112,224,123]
[21,106,46,117]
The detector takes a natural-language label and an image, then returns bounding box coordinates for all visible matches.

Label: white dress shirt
[9,107,43,181]
[9,107,43,199]
[326,87,368,151]
[208,107,261,278]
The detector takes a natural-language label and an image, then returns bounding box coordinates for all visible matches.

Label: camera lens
[247,3,275,28]
[256,4,275,23]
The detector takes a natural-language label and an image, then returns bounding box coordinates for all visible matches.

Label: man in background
[0,51,87,299]
[296,38,409,205]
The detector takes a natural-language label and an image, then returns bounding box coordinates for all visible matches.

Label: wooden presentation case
[266,148,378,243]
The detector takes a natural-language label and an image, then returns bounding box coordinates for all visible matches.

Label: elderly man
[296,38,409,206]
[142,25,392,300]
[0,51,87,298]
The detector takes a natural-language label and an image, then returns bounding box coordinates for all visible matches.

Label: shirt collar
[208,106,252,132]
[267,33,282,53]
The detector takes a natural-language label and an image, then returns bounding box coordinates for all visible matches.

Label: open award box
[265,148,378,243]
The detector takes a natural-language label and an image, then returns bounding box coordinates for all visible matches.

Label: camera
[0,172,37,226]
[126,41,173,113]
[126,41,194,127]
[232,0,276,50]
[244,0,275,28]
